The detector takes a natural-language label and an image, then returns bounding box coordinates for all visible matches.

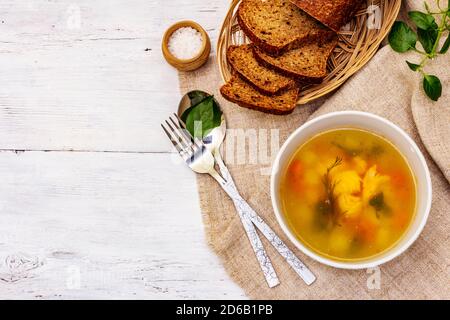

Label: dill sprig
[315,157,342,229]
[322,157,342,215]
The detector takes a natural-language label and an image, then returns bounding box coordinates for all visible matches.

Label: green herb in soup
[280,129,416,261]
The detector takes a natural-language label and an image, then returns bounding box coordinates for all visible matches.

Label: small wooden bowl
[162,20,211,72]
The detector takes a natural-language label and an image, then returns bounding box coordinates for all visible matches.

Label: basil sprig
[181,92,222,139]
[388,1,449,101]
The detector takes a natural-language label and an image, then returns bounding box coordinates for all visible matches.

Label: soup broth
[280,129,416,261]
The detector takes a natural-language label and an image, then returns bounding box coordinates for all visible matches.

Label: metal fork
[162,114,316,287]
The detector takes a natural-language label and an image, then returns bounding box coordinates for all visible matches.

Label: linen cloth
[178,0,450,299]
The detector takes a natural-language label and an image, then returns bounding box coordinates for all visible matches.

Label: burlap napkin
[177,0,450,299]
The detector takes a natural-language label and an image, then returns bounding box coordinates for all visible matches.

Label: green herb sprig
[388,0,449,101]
[314,157,342,230]
[181,92,223,139]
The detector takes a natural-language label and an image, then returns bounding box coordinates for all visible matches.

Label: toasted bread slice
[220,75,299,115]
[227,45,297,95]
[237,0,335,55]
[290,0,365,32]
[253,35,338,83]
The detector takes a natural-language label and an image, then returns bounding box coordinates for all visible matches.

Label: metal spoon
[177,91,280,288]
[176,91,316,286]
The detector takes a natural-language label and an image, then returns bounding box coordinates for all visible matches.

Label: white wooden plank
[0,150,245,299]
[0,0,245,299]
[0,0,225,152]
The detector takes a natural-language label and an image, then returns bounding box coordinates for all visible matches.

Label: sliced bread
[227,44,297,95]
[253,35,338,83]
[237,0,335,55]
[289,0,365,32]
[220,75,299,115]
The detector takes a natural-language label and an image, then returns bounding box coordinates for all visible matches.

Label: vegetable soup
[280,129,416,261]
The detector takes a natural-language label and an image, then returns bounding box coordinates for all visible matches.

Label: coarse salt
[168,27,203,60]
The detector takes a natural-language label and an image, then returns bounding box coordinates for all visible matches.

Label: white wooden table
[0,0,246,299]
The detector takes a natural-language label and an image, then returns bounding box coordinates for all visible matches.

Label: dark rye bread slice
[237,0,336,55]
[227,45,297,95]
[253,35,338,83]
[290,0,365,32]
[220,75,299,115]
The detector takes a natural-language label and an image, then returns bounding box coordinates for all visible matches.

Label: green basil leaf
[423,75,442,101]
[181,91,210,123]
[417,27,438,53]
[406,61,421,71]
[388,21,417,52]
[408,11,438,30]
[184,96,222,138]
[369,192,385,211]
[440,33,450,54]
[188,90,209,107]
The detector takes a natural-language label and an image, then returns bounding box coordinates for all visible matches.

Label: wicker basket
[217,0,401,105]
